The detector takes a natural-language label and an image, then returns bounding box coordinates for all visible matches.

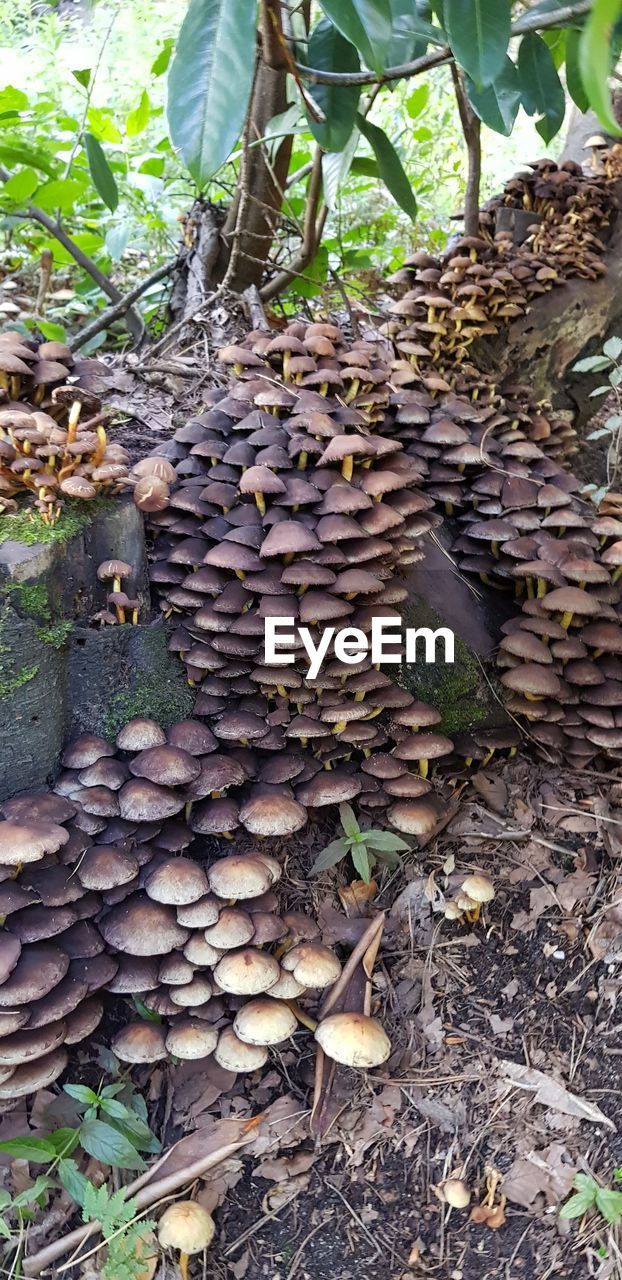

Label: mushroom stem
[254,493,266,516]
[560,610,573,630]
[66,400,82,445]
[341,456,354,482]
[297,452,308,471]
[418,759,429,779]
[179,1252,189,1280]
[285,1000,317,1032]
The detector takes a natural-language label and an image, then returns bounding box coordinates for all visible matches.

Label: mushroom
[157,1201,215,1280]
[314,1012,391,1068]
[460,873,495,922]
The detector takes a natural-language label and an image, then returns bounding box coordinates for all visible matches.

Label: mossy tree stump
[0,499,192,801]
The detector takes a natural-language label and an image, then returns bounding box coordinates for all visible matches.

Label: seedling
[573,335,622,500]
[561,1171,622,1226]
[310,802,409,882]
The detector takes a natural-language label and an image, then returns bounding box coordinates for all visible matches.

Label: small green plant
[0,1079,160,1267]
[573,335,622,501]
[560,1170,622,1226]
[310,802,409,882]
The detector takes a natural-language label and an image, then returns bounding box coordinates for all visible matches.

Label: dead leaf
[471,771,508,814]
[502,1143,576,1208]
[254,1150,317,1182]
[338,879,377,914]
[488,1014,514,1038]
[498,1061,615,1130]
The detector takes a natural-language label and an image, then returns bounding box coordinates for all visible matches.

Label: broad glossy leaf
[318,0,393,74]
[306,20,360,152]
[357,114,417,220]
[72,68,91,89]
[310,836,350,874]
[83,133,119,212]
[443,0,510,87]
[466,56,521,136]
[518,33,565,143]
[0,140,57,177]
[322,127,360,208]
[580,0,622,134]
[565,28,589,113]
[388,0,443,63]
[78,1117,145,1170]
[0,1137,56,1163]
[167,0,257,186]
[35,178,88,213]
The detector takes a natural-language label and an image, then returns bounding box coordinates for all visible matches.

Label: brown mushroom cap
[207,856,273,900]
[0,820,69,865]
[387,795,442,834]
[77,845,138,891]
[99,895,189,955]
[112,1021,168,1063]
[62,734,114,769]
[0,1019,67,1066]
[500,664,561,697]
[0,1047,68,1099]
[130,745,201,787]
[165,1019,218,1060]
[233,996,298,1045]
[116,719,168,751]
[145,857,209,905]
[214,1027,268,1072]
[281,941,341,987]
[0,943,69,1007]
[119,779,185,822]
[314,1012,390,1068]
[213,948,280,995]
[239,793,307,836]
[158,1201,215,1255]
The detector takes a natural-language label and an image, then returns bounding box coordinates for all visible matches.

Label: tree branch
[0,164,144,343]
[260,146,325,300]
[69,259,177,351]
[292,0,593,87]
[451,64,482,239]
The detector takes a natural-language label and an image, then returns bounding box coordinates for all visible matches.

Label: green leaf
[83,133,119,212]
[0,1219,11,1241]
[572,353,612,372]
[309,836,350,874]
[78,1118,145,1171]
[351,844,373,882]
[564,29,589,112]
[151,38,175,76]
[57,1159,91,1207]
[518,32,566,143]
[167,0,257,187]
[339,802,360,840]
[13,1175,51,1208]
[64,1084,100,1106]
[604,336,622,359]
[466,56,521,136]
[99,1101,160,1153]
[126,90,150,138]
[405,84,429,119]
[35,179,87,213]
[318,0,393,75]
[560,1188,597,1219]
[362,830,410,852]
[0,1192,11,1210]
[0,86,28,112]
[356,114,417,220]
[388,0,442,63]
[1,168,39,203]
[443,0,510,88]
[0,1137,56,1163]
[306,20,360,152]
[33,320,67,342]
[0,141,58,177]
[72,68,91,89]
[350,155,379,176]
[87,107,122,144]
[580,0,622,134]
[322,128,360,207]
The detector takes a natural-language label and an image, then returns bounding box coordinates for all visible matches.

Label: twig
[260,146,325,301]
[69,260,177,351]
[23,1132,257,1276]
[291,2,592,87]
[451,64,482,239]
[242,283,271,331]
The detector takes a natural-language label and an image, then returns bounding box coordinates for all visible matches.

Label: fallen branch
[23,1125,260,1276]
[69,260,177,352]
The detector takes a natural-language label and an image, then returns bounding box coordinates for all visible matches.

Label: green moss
[0,498,106,548]
[0,663,38,698]
[413,634,491,736]
[103,626,194,737]
[37,620,73,649]
[1,581,51,621]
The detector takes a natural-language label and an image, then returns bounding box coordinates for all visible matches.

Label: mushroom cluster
[386,151,622,381]
[142,321,452,826]
[95,559,141,627]
[0,373,131,523]
[0,792,108,1100]
[0,720,396,1088]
